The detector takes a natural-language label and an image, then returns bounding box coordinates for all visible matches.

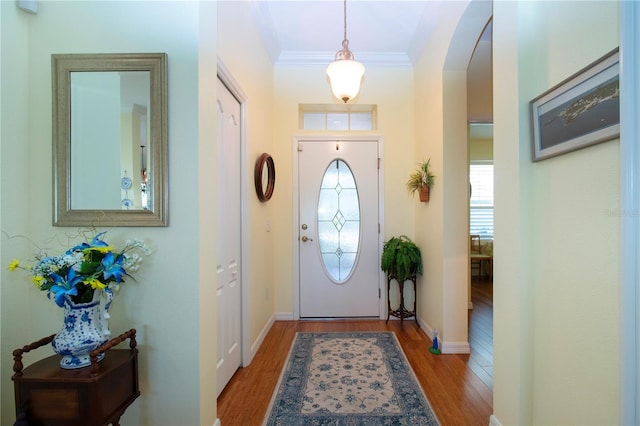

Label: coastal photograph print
[530,48,619,162]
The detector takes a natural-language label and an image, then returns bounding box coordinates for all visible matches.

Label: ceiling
[255,1,445,66]
[250,0,493,122]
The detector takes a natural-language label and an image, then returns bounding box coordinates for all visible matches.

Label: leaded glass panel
[317,159,360,282]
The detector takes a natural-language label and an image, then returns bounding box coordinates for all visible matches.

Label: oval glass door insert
[317,159,361,282]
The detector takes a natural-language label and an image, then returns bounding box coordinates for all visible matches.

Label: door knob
[301,235,313,242]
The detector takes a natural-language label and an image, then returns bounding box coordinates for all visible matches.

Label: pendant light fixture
[326,0,365,103]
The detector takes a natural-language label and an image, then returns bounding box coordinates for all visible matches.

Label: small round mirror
[254,153,275,202]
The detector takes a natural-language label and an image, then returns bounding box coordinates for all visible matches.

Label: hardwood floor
[469,278,494,390]
[217,281,494,425]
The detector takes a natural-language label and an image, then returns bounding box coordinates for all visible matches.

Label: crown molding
[274,51,413,68]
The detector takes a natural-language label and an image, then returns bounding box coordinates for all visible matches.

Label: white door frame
[217,60,251,366]
[292,136,386,320]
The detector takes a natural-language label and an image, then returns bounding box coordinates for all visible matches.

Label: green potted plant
[407,158,435,202]
[380,235,423,282]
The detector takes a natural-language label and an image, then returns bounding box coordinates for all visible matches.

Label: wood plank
[218,278,494,425]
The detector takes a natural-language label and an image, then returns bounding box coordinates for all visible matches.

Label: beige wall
[413,4,458,345]
[0,2,218,425]
[413,0,489,351]
[0,1,626,425]
[217,1,276,352]
[469,138,493,162]
[493,1,620,424]
[272,66,416,315]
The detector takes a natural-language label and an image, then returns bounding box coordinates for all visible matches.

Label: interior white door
[216,78,242,396]
[298,140,380,317]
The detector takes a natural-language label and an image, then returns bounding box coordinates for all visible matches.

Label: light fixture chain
[343,0,347,42]
[326,0,364,103]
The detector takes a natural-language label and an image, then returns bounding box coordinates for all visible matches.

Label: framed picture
[530,48,619,162]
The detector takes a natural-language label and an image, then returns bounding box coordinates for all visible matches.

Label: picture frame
[530,48,619,162]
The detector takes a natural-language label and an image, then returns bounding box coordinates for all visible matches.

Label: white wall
[0,2,31,418]
[493,1,620,424]
[198,1,219,422]
[0,2,218,425]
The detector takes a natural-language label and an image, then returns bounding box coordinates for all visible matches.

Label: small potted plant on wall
[380,235,423,283]
[407,158,435,202]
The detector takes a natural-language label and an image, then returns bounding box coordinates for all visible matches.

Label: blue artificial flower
[49,268,82,307]
[101,252,127,283]
[66,231,109,255]
[10,229,149,308]
[90,232,109,246]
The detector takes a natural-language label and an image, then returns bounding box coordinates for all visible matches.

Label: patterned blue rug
[264,332,440,425]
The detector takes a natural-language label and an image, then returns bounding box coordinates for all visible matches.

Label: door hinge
[378,223,381,234]
[377,158,381,169]
[378,288,381,298]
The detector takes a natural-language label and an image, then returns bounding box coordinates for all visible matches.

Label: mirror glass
[261,162,270,191]
[53,53,168,226]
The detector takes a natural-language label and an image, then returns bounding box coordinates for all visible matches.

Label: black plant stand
[386,274,417,323]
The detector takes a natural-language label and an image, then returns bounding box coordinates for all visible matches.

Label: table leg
[386,275,391,323]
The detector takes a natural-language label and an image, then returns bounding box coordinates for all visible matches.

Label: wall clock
[254,153,275,202]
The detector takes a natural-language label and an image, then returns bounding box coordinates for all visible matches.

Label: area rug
[263,332,440,425]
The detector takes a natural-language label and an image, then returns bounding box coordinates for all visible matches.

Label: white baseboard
[489,414,502,426]
[417,316,435,340]
[417,317,470,354]
[214,419,221,426]
[275,312,294,320]
[268,313,469,354]
[441,341,470,354]
[248,314,275,364]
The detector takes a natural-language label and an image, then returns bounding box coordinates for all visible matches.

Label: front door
[298,139,380,318]
[216,78,242,396]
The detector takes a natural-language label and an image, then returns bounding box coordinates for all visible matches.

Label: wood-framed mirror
[254,153,275,202]
[52,53,168,226]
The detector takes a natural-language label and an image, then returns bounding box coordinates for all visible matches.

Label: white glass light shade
[326,59,365,103]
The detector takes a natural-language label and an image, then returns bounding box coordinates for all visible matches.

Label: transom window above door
[299,104,377,131]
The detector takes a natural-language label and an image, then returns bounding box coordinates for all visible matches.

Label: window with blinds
[469,163,494,239]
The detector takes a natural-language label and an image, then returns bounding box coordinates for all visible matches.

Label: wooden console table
[386,274,417,323]
[12,329,139,426]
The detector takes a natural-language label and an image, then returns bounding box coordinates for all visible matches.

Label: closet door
[216,78,242,396]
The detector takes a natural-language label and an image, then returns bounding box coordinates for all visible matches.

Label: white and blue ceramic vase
[51,288,113,369]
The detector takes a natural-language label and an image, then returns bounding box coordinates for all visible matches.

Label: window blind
[469,163,494,238]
